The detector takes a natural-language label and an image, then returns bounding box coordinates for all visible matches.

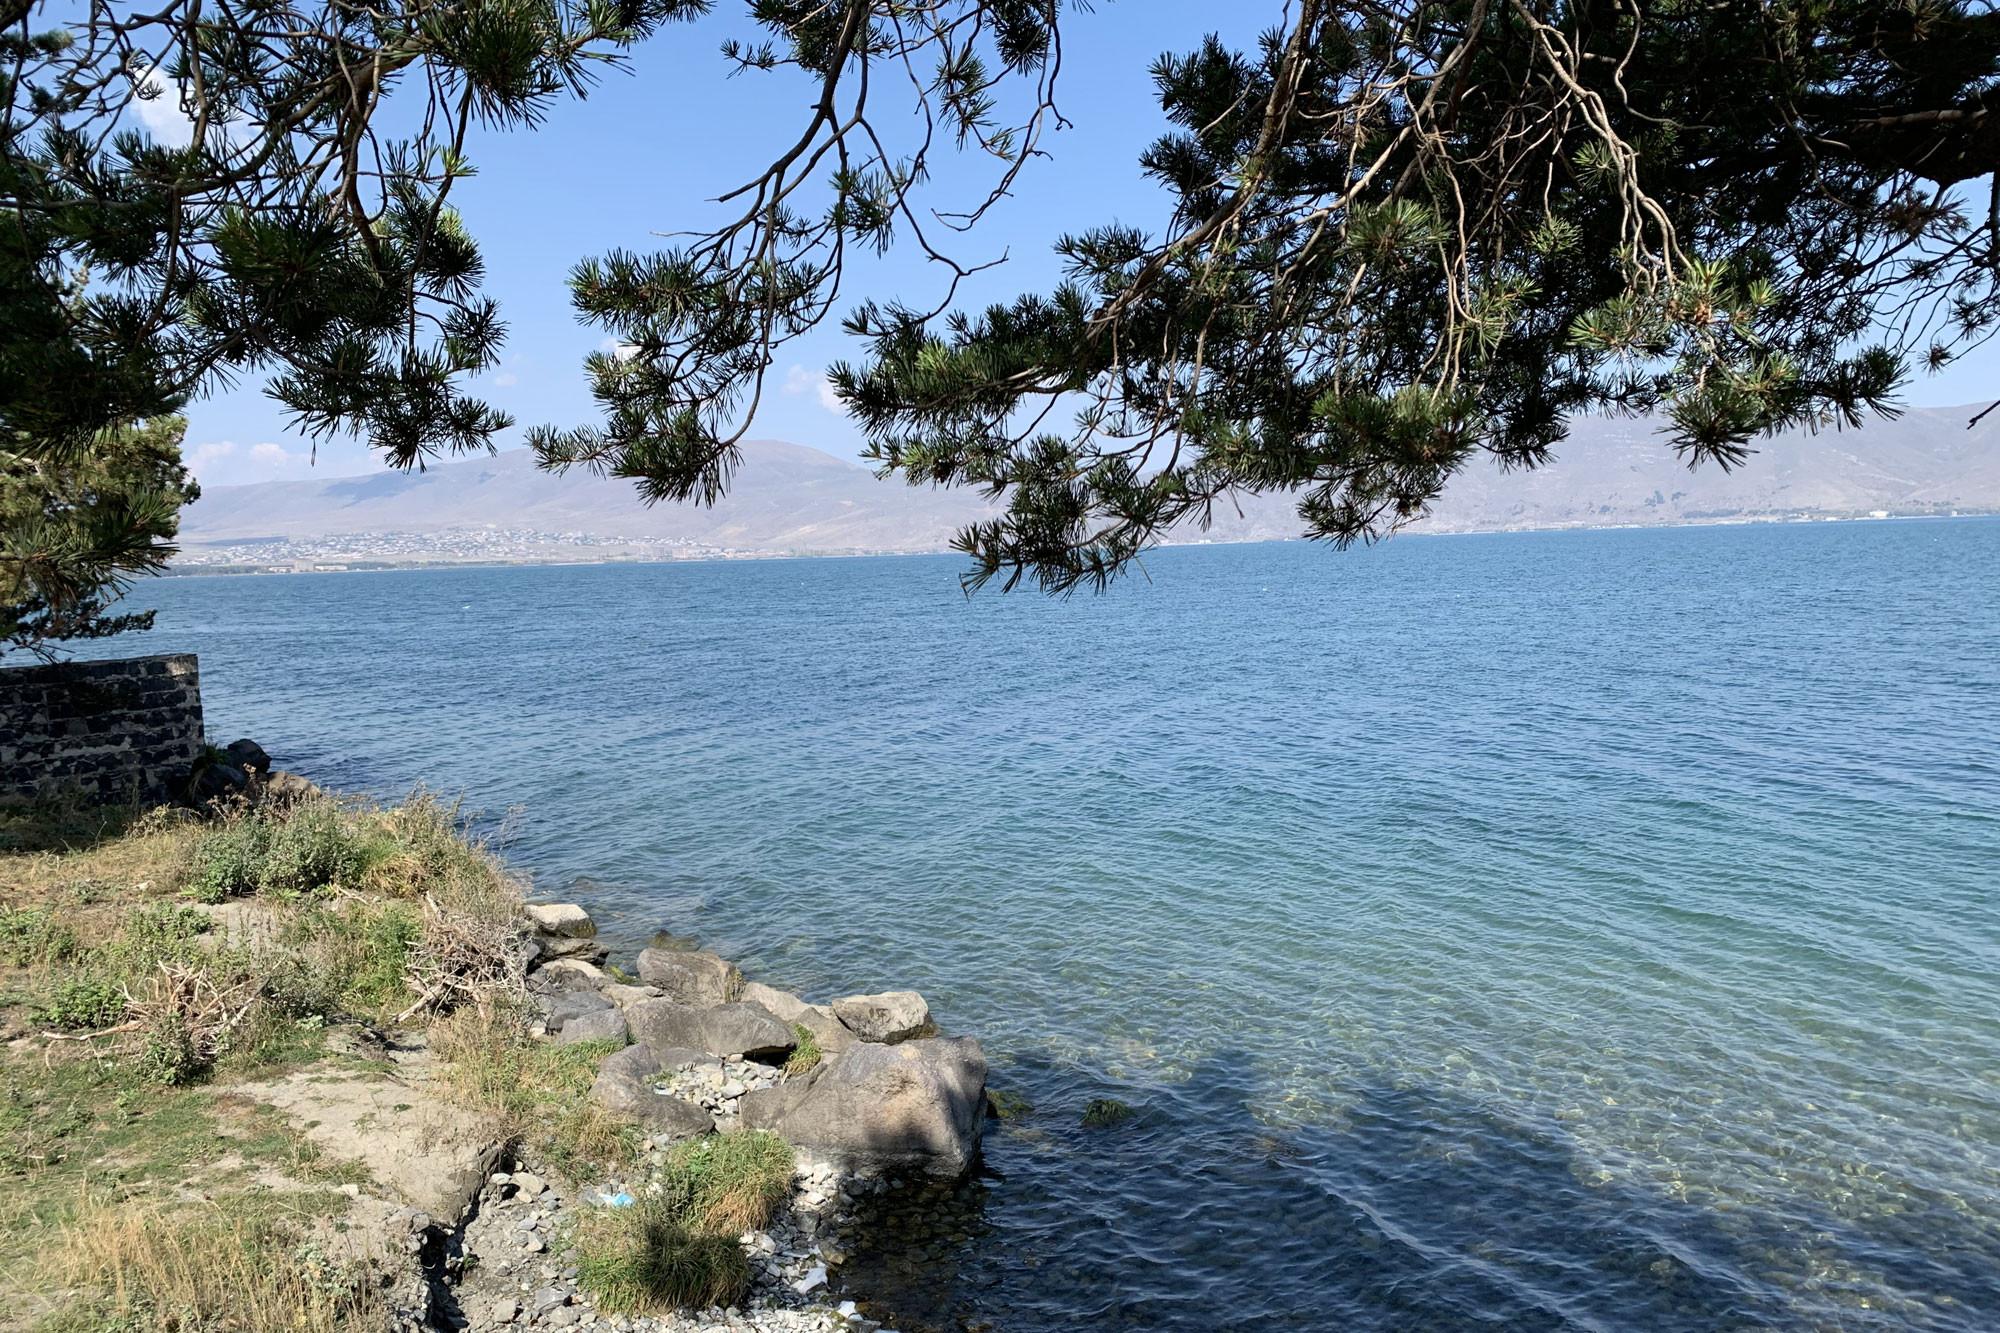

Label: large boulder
[533,988,613,1029]
[636,949,742,1005]
[532,958,609,993]
[741,981,813,1024]
[589,1045,712,1141]
[739,1037,987,1178]
[557,1007,628,1046]
[601,982,664,1010]
[526,903,596,938]
[831,990,932,1043]
[626,999,795,1061]
[224,738,272,775]
[537,934,610,965]
[796,1005,858,1058]
[255,770,322,810]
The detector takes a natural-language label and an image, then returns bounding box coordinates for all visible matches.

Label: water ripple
[126,519,2000,1331]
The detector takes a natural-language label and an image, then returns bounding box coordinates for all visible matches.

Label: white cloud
[186,439,318,484]
[598,336,639,362]
[783,363,847,417]
[493,372,518,388]
[817,377,846,417]
[186,440,237,476]
[132,66,193,148]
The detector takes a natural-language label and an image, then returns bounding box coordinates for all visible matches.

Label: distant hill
[178,406,2000,565]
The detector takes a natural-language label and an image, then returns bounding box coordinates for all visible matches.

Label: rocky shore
[414,901,991,1331]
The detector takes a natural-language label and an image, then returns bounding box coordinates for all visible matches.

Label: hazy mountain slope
[182,439,995,553]
[1155,404,2000,543]
[180,407,2000,558]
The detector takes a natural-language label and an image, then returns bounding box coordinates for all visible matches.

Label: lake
[123,519,2000,1331]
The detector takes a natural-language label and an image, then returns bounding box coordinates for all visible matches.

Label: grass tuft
[782,1023,821,1076]
[574,1197,749,1314]
[1,905,81,968]
[656,1130,795,1236]
[573,1130,794,1314]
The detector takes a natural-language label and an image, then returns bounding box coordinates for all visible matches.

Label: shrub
[33,973,128,1031]
[655,1130,795,1236]
[574,1197,750,1314]
[180,799,367,903]
[255,800,363,898]
[139,1011,204,1085]
[0,906,80,967]
[180,817,267,902]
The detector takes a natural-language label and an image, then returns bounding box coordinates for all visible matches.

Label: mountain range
[177,404,2000,566]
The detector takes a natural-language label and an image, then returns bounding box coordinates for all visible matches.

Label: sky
[163,2,2000,488]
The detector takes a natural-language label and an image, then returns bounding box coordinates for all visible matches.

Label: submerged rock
[1081,1097,1135,1129]
[740,1037,987,1177]
[636,947,743,1005]
[831,990,932,1043]
[627,998,796,1061]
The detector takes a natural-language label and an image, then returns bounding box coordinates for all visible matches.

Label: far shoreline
[162,507,2000,580]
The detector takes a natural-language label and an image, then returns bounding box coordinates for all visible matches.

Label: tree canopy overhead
[5,0,1998,597]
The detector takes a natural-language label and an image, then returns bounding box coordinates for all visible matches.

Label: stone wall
[0,653,204,805]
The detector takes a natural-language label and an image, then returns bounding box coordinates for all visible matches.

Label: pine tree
[1,418,199,656]
[7,3,1998,596]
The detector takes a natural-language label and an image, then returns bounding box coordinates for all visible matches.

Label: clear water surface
[118,520,2000,1332]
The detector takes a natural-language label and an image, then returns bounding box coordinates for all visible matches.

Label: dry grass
[40,1195,382,1332]
[0,792,605,1325]
[429,1001,638,1177]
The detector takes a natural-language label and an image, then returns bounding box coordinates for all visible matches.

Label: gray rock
[490,1295,521,1323]
[830,990,932,1043]
[526,903,596,938]
[600,982,664,1009]
[224,738,271,774]
[535,958,610,992]
[254,769,321,809]
[740,981,814,1024]
[533,1284,569,1313]
[534,988,614,1028]
[739,1036,987,1177]
[625,999,795,1061]
[537,935,610,965]
[589,1044,714,1141]
[557,1007,628,1046]
[796,1004,858,1058]
[635,948,742,1005]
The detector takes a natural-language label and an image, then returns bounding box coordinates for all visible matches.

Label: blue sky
[174,3,2000,487]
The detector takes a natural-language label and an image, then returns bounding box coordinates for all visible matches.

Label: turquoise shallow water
[122,520,2000,1330]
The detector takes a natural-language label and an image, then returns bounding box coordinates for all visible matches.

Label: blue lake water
[121,520,2000,1331]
